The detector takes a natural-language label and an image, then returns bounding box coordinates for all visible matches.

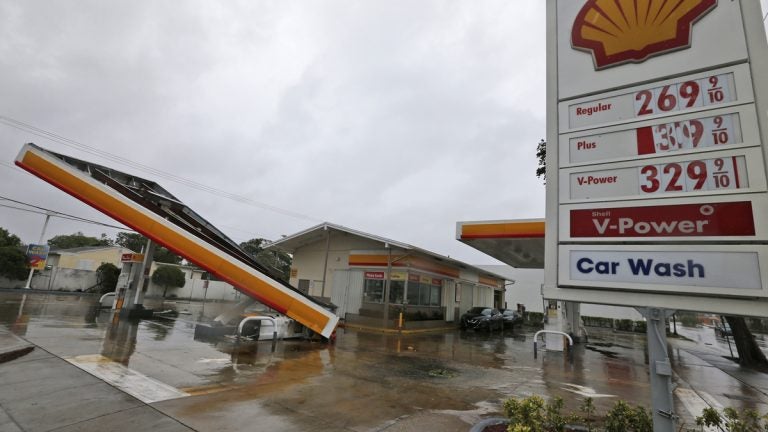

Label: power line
[3,159,262,240]
[0,195,133,231]
[0,115,322,223]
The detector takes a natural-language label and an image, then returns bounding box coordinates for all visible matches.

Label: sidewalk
[0,330,195,432]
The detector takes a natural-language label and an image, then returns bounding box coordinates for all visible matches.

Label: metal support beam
[640,307,676,432]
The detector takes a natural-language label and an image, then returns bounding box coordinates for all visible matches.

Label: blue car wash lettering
[577,257,705,278]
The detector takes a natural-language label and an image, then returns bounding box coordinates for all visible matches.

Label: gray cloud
[0,1,546,264]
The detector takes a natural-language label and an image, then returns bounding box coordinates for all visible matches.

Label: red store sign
[364,272,385,280]
[571,201,755,237]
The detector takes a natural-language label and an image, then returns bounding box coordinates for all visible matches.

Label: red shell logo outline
[571,0,718,70]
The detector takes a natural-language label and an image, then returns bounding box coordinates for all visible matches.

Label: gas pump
[113,239,156,319]
[542,300,583,352]
[113,253,144,312]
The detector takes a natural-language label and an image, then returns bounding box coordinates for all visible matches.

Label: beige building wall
[289,231,383,298]
[55,247,134,271]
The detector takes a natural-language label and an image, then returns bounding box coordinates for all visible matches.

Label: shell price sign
[545,0,768,315]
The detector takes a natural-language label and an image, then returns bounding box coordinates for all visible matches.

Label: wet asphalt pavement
[1,291,767,431]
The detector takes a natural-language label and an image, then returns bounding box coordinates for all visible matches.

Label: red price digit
[714,158,725,171]
[707,76,725,103]
[640,165,660,193]
[656,125,674,151]
[687,161,708,190]
[658,85,677,111]
[636,90,654,115]
[663,163,684,191]
[679,81,700,107]
[715,175,731,188]
[711,116,729,145]
[688,120,703,147]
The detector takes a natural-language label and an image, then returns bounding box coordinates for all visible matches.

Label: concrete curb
[339,323,458,335]
[0,332,35,364]
[0,346,34,364]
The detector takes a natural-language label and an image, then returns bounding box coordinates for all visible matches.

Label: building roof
[267,222,509,282]
[49,245,132,255]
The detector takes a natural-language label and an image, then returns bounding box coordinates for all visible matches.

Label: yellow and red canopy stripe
[15,144,338,338]
[460,221,545,239]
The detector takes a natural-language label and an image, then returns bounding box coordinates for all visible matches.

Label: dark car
[460,307,503,331]
[501,309,523,328]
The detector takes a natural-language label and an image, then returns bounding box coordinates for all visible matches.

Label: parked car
[501,309,523,328]
[714,322,732,337]
[460,307,503,331]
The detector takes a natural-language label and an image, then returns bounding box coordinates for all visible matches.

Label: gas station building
[268,222,508,329]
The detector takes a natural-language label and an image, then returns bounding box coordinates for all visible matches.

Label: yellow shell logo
[572,0,717,70]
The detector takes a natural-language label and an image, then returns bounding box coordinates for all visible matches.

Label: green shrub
[582,316,613,328]
[501,395,768,431]
[525,312,544,326]
[633,320,647,333]
[695,406,768,431]
[676,311,699,328]
[615,319,633,332]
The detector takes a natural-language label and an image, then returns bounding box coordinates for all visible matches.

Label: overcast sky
[1,2,766,265]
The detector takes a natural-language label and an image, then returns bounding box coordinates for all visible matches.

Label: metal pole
[382,244,392,329]
[132,239,154,308]
[643,308,676,432]
[24,213,51,289]
[320,226,331,298]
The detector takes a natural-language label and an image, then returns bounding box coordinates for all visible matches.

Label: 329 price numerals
[639,156,745,194]
[634,74,733,117]
[637,114,740,155]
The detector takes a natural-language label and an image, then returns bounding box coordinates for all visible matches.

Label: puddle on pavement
[4,291,768,430]
[585,345,620,358]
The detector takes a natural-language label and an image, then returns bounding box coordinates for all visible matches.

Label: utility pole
[24,212,52,289]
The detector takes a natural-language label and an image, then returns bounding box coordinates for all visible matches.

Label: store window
[389,280,405,304]
[430,279,442,306]
[406,274,420,305]
[404,274,442,307]
[363,272,385,303]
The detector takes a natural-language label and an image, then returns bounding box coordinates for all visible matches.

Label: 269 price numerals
[639,156,745,194]
[634,74,733,117]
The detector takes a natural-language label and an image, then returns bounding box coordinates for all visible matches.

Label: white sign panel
[557,0,748,99]
[569,250,761,290]
[568,73,736,128]
[567,111,746,165]
[567,154,751,200]
[545,0,768,314]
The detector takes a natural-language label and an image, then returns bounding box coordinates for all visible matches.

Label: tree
[0,227,28,281]
[534,139,768,368]
[725,316,768,367]
[115,232,182,264]
[96,263,121,294]
[48,232,112,249]
[0,227,22,248]
[151,265,186,297]
[535,139,546,184]
[0,247,28,280]
[239,238,292,282]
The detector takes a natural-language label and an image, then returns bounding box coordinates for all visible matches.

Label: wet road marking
[560,383,616,398]
[65,354,189,403]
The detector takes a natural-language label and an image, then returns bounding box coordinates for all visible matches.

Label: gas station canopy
[455,219,544,269]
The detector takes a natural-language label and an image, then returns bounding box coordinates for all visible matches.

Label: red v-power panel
[15,143,338,338]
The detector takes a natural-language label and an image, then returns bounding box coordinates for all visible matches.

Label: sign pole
[24,212,51,289]
[641,307,676,432]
